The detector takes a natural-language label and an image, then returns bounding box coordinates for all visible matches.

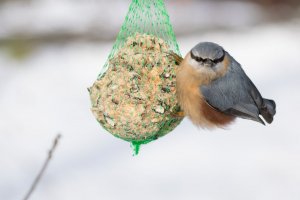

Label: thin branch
[23,134,62,200]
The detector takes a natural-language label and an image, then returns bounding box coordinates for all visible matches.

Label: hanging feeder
[89,0,183,154]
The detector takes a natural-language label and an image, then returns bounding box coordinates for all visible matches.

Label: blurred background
[1,0,300,200]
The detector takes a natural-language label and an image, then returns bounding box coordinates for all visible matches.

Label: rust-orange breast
[176,53,235,128]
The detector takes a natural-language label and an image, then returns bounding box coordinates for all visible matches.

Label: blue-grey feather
[191,42,224,61]
[200,53,266,124]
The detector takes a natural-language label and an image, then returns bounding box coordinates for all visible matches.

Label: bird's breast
[176,62,234,128]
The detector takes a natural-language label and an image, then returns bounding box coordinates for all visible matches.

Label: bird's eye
[196,57,204,62]
[212,50,225,64]
[190,51,204,62]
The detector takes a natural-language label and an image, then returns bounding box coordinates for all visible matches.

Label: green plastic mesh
[100,0,181,76]
[89,0,183,155]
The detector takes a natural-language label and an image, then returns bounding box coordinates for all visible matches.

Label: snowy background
[1,0,300,200]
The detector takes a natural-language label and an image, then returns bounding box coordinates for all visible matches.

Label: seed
[154,105,165,114]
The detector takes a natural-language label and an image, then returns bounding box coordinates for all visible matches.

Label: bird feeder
[89,0,183,154]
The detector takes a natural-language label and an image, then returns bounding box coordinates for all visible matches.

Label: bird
[170,42,276,128]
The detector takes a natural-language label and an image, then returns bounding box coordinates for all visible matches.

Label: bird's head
[188,42,227,75]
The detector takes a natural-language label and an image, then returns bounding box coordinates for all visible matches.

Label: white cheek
[188,58,199,68]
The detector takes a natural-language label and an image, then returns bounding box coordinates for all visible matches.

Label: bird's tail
[260,98,276,124]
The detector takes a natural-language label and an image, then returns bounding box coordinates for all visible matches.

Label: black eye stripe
[190,52,203,62]
[212,50,225,63]
[190,51,201,61]
[190,50,225,64]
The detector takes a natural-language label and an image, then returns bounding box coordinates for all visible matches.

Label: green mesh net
[89,0,183,155]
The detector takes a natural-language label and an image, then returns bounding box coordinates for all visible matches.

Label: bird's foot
[171,111,185,118]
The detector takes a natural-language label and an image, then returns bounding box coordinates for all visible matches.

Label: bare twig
[23,134,62,200]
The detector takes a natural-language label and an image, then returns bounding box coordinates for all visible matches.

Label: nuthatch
[171,42,276,128]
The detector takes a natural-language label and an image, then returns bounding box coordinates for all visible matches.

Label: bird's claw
[170,111,185,118]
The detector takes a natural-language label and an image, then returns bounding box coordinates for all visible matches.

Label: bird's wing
[200,62,265,124]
